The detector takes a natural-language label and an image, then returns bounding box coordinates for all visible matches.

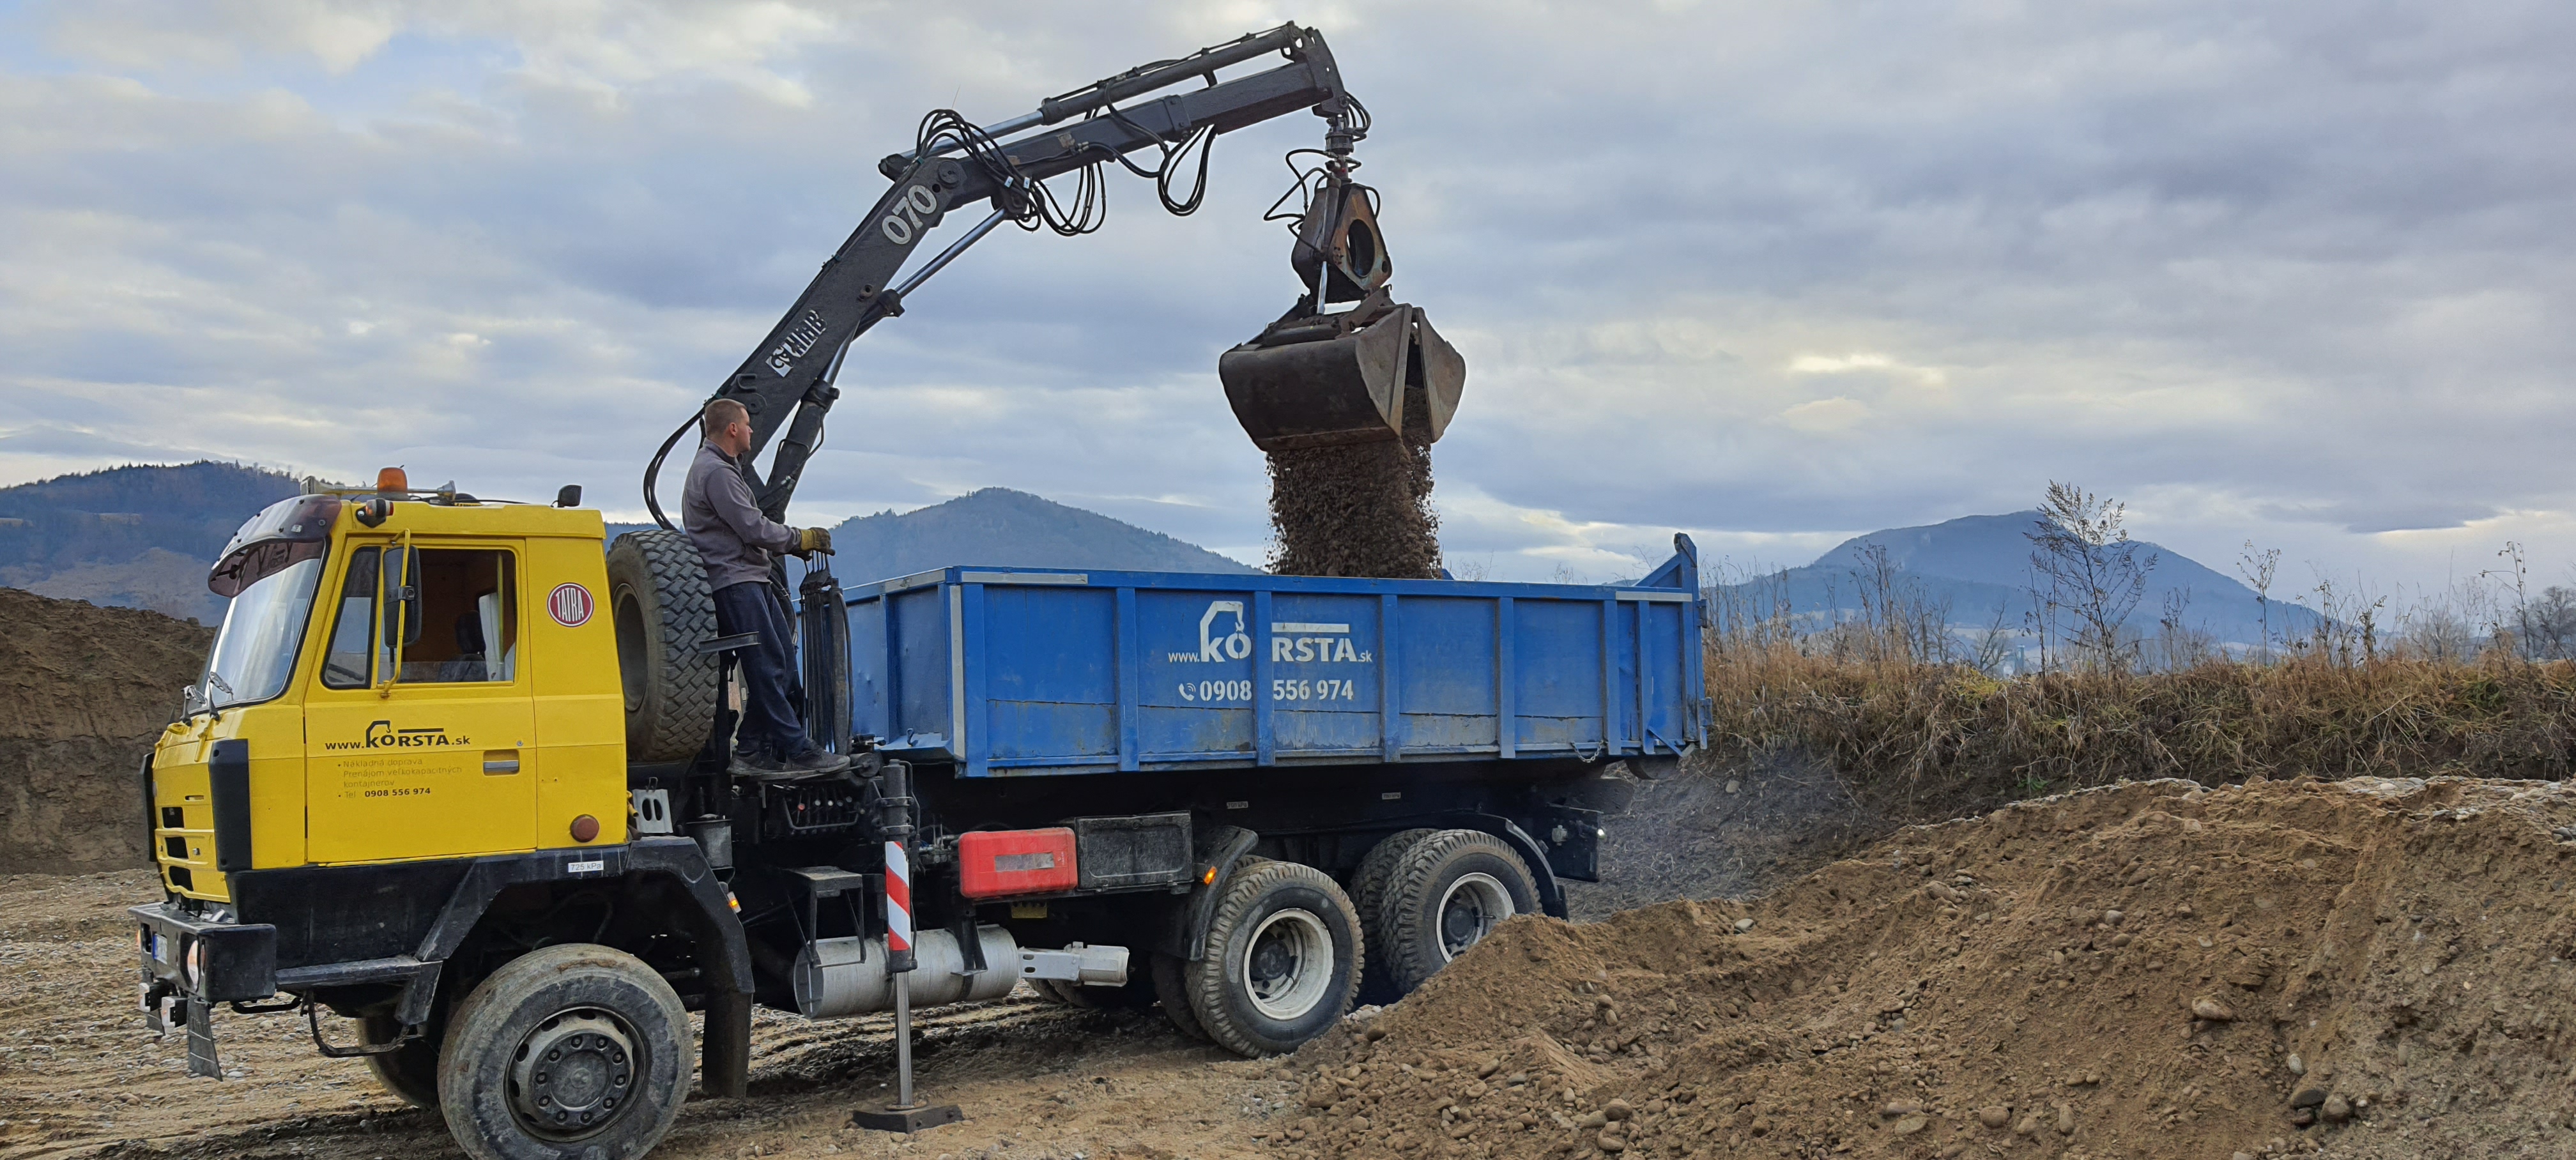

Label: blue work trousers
[712,580,806,759]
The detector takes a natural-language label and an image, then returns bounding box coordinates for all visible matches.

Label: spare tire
[606,530,719,764]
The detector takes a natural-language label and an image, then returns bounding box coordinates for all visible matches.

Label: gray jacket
[682,443,797,591]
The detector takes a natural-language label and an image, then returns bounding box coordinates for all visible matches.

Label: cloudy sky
[3,0,2571,591]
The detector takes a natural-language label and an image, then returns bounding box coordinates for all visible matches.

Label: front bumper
[132,902,277,1077]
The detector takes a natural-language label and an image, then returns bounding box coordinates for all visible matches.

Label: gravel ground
[0,871,1301,1160]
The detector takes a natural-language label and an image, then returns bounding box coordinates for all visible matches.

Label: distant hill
[1,465,1253,622]
[811,488,1254,584]
[0,462,307,623]
[633,487,1256,590]
[1729,511,2324,657]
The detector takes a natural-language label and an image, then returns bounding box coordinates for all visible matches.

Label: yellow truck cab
[133,482,754,1160]
[152,487,627,888]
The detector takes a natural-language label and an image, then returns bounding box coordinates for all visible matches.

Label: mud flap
[1158,825,1258,962]
[184,998,220,1078]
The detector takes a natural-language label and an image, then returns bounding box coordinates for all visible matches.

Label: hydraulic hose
[640,415,697,531]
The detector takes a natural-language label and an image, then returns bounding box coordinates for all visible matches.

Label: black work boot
[780,745,854,776]
[728,748,789,777]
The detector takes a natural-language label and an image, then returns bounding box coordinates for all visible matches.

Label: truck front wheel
[436,944,691,1160]
[1184,859,1362,1057]
[362,1011,440,1110]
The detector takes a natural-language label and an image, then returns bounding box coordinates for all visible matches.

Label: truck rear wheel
[436,944,690,1160]
[1046,975,1156,1011]
[362,1012,440,1110]
[1374,829,1538,995]
[1349,828,1436,1004]
[1149,952,1211,1042]
[1184,859,1362,1057]
[606,530,721,764]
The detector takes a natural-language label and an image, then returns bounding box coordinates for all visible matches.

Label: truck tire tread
[606,530,721,764]
[1377,829,1538,995]
[1150,952,1210,1042]
[1350,828,1436,1004]
[1052,974,1157,1011]
[436,943,691,1160]
[1184,858,1361,1057]
[362,1011,440,1110]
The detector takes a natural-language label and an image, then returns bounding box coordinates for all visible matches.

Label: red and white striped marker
[883,838,914,971]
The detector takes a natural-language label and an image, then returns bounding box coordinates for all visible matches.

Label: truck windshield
[201,556,324,710]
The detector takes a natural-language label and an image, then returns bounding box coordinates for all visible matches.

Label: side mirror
[379,546,421,668]
[555,484,582,508]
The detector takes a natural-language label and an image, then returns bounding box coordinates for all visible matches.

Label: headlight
[185,938,206,991]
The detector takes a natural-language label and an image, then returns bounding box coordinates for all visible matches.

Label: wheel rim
[1243,908,1335,1021]
[1435,872,1515,962]
[508,1009,640,1141]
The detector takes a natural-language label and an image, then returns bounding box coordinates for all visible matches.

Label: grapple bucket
[1218,304,1466,452]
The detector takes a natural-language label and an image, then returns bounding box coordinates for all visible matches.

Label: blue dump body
[837,537,1708,778]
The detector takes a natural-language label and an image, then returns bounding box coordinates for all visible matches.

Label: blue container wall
[839,553,1705,779]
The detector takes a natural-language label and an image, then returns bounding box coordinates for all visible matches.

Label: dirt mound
[1284,775,2576,1159]
[1267,435,1442,579]
[0,586,213,873]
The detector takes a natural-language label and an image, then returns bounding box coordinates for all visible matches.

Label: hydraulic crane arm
[647,24,1360,526]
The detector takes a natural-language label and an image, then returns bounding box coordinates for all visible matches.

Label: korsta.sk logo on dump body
[1168,602,1250,663]
[1165,601,1371,664]
[548,583,594,627]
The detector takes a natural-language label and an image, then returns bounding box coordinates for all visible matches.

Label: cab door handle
[482,749,521,775]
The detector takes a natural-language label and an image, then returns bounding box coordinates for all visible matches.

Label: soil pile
[0,586,212,873]
[1267,434,1443,579]
[1285,775,2576,1159]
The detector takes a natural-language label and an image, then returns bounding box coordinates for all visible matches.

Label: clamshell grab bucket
[1218,303,1466,452]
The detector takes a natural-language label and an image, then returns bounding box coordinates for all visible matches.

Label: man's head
[702,399,752,456]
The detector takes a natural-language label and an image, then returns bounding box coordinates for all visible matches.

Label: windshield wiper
[204,671,234,698]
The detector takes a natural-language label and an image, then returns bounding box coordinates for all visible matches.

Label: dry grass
[1703,643,2576,810]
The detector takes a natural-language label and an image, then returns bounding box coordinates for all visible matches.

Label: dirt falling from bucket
[1266,432,1442,579]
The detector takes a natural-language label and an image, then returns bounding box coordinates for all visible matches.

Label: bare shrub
[2025,482,2158,672]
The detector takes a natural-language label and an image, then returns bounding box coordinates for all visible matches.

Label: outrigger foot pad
[850,1103,964,1134]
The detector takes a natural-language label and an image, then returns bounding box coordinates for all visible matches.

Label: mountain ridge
[0,464,1251,621]
[1736,510,2322,653]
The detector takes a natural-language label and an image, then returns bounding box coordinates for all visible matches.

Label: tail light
[957,828,1079,899]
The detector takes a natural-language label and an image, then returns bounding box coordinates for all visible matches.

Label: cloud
[4,1,2574,587]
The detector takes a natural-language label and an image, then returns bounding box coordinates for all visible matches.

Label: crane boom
[647,24,1357,526]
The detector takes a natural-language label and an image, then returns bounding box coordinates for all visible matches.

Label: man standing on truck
[685,398,852,776]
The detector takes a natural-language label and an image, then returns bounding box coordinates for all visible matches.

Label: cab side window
[401,549,517,683]
[319,547,518,688]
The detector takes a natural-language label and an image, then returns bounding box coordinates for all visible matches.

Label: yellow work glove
[795,526,833,556]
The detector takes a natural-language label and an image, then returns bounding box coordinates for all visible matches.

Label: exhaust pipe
[790,925,1130,1019]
